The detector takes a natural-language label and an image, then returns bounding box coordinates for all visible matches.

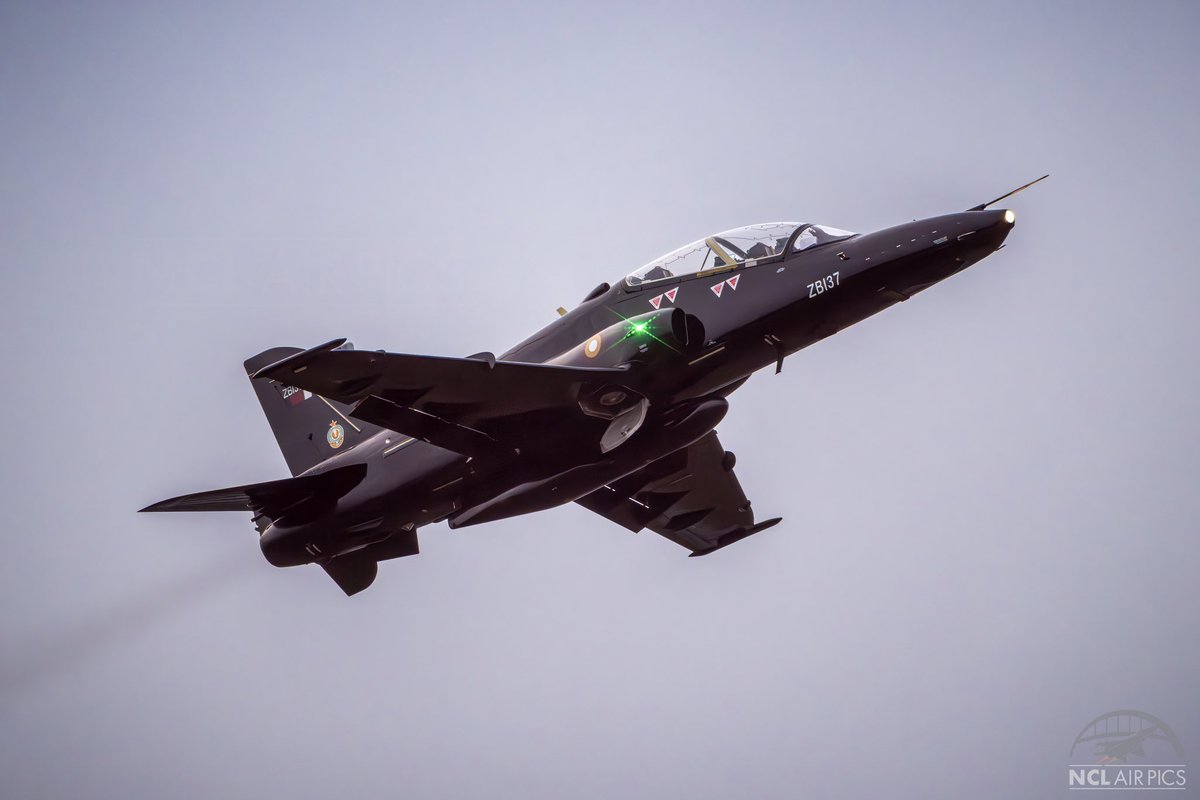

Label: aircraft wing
[576,432,781,555]
[251,340,630,430]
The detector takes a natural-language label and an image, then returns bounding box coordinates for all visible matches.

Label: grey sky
[2,1,1197,797]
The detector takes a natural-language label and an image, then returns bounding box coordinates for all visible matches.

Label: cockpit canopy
[626,222,855,286]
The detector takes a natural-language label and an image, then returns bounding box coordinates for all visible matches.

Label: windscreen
[626,222,801,286]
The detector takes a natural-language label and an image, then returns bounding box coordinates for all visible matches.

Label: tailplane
[139,463,369,530]
[244,344,382,476]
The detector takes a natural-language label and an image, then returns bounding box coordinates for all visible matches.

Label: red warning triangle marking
[664,287,678,303]
[711,282,724,297]
[649,295,662,309]
[726,274,739,290]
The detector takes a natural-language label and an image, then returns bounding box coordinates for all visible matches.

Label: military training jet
[142,176,1046,595]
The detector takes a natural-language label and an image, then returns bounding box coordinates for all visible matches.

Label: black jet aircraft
[142,176,1046,595]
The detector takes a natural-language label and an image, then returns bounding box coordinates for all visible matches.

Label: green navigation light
[612,313,680,354]
[622,319,652,340]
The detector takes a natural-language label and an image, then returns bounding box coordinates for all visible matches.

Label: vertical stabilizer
[243,345,382,476]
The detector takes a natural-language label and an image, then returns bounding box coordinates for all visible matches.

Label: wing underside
[252,342,627,421]
[250,341,631,457]
[576,432,781,555]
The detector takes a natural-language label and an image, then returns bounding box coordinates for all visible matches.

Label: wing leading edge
[251,342,630,424]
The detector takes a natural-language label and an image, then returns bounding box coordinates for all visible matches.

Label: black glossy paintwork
[249,207,1015,571]
[139,202,1015,585]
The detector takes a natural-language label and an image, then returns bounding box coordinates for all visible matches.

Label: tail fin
[244,345,382,476]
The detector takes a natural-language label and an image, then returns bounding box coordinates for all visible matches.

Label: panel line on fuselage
[688,346,725,365]
[318,394,361,433]
[383,437,415,456]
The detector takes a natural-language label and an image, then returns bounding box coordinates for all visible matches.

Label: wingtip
[688,516,783,557]
[251,337,347,380]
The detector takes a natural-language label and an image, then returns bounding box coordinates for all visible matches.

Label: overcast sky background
[2,2,1198,797]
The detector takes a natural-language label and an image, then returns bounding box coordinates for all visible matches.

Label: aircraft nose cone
[874,209,1016,298]
[986,207,1015,230]
[957,208,1014,250]
[971,207,1013,230]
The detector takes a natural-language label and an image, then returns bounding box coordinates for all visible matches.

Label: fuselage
[260,208,1015,567]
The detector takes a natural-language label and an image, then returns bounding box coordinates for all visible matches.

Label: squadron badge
[326,420,345,449]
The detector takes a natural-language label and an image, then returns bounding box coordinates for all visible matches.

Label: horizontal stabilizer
[139,464,367,518]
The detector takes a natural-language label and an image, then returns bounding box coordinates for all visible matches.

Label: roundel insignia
[583,333,602,358]
[327,420,345,449]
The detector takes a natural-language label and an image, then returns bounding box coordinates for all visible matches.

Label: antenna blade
[968,173,1049,211]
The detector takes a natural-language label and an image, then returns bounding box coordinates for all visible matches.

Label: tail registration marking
[279,384,311,405]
